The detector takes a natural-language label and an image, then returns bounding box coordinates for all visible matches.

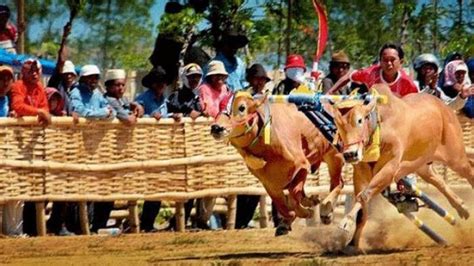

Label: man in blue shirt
[135,66,170,120]
[69,65,115,120]
[213,31,248,92]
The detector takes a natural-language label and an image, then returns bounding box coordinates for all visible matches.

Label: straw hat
[330,50,350,64]
[206,60,228,77]
[183,63,203,76]
[104,69,126,83]
[62,60,77,75]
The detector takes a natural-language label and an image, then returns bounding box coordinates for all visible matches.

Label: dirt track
[1,188,473,265]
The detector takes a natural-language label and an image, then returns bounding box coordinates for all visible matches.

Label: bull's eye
[238,104,246,113]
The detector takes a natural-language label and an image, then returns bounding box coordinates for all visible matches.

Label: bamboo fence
[0,115,471,236]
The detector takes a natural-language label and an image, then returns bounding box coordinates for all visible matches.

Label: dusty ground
[0,187,473,265]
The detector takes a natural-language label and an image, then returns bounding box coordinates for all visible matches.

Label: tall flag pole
[311,0,328,80]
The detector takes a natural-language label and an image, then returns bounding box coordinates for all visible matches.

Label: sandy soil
[0,187,473,265]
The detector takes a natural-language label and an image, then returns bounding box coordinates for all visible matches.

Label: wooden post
[259,195,268,228]
[286,0,292,57]
[79,201,90,235]
[16,0,25,54]
[35,202,46,236]
[128,201,140,233]
[175,201,185,232]
[226,195,237,230]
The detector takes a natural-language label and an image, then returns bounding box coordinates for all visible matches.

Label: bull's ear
[323,102,343,125]
[363,98,377,114]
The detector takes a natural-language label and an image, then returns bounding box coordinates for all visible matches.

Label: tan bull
[211,92,345,235]
[324,84,474,251]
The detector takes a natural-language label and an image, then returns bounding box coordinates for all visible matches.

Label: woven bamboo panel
[43,119,186,197]
[0,125,45,198]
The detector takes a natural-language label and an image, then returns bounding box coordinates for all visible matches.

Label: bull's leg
[320,151,345,224]
[288,169,314,219]
[446,154,474,188]
[338,163,371,251]
[416,164,470,219]
[264,188,295,237]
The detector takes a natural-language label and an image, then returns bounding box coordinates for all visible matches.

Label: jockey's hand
[189,110,201,120]
[37,109,51,126]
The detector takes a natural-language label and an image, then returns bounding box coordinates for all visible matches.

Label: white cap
[455,63,468,73]
[61,60,77,75]
[80,64,101,77]
[183,63,203,76]
[104,69,126,83]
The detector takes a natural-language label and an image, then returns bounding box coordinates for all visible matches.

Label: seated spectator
[69,65,115,120]
[104,69,143,125]
[321,51,352,94]
[463,58,474,118]
[166,63,204,231]
[0,65,13,116]
[198,60,232,118]
[0,5,18,54]
[413,53,466,110]
[45,87,66,116]
[48,60,78,114]
[10,59,50,236]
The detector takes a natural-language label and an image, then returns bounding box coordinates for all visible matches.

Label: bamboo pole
[259,195,268,228]
[128,201,139,233]
[35,202,46,236]
[175,201,185,232]
[79,202,90,235]
[0,154,242,172]
[226,195,237,230]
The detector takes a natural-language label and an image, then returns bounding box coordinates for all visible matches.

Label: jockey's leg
[416,164,469,219]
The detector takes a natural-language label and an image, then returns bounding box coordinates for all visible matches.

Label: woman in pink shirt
[199,60,232,118]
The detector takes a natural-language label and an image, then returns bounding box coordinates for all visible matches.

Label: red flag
[311,0,328,79]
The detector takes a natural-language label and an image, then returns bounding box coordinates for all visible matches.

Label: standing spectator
[44,87,75,236]
[438,52,464,89]
[273,54,307,95]
[104,69,143,125]
[135,66,170,233]
[199,60,232,118]
[166,63,204,231]
[47,60,78,114]
[413,53,466,110]
[234,63,271,229]
[328,43,418,97]
[69,65,115,120]
[0,65,24,236]
[0,5,18,54]
[321,51,352,94]
[213,31,248,92]
[10,59,50,236]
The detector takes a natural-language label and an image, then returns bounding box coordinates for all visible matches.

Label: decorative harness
[223,92,272,147]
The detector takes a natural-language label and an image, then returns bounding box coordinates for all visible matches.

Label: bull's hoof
[301,195,320,208]
[341,245,365,256]
[457,204,470,219]
[337,216,356,247]
[274,223,292,237]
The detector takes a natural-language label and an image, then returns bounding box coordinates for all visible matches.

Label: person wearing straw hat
[198,60,232,118]
[321,50,352,95]
[69,64,115,120]
[213,30,248,92]
[245,63,271,96]
[104,69,143,125]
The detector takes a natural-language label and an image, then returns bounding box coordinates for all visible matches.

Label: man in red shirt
[327,43,418,97]
[11,59,51,125]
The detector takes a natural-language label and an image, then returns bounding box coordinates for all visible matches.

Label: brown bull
[324,84,474,251]
[211,92,344,235]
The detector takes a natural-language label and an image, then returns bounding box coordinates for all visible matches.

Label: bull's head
[211,92,266,145]
[324,98,377,164]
